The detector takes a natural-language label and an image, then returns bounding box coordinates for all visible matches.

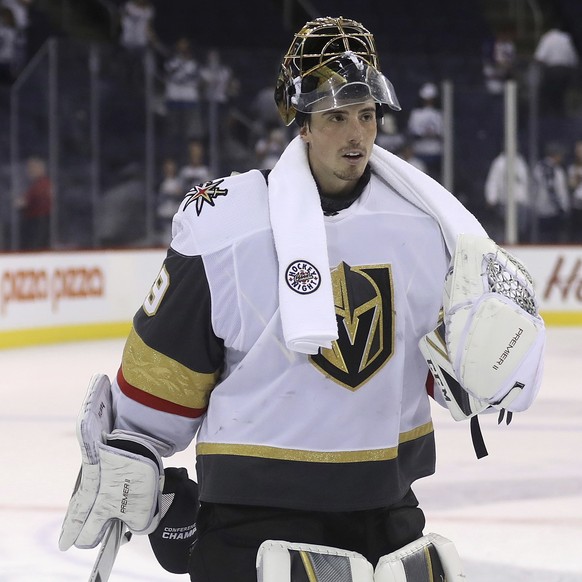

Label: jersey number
[143,266,170,316]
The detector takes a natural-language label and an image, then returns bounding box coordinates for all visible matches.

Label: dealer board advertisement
[0,246,580,348]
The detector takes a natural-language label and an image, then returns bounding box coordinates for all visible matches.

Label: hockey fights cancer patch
[285,260,321,294]
[183,179,228,216]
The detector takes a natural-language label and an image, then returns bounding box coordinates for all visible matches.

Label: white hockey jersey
[112,168,450,511]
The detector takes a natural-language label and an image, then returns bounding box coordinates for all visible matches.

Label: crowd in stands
[1,1,582,249]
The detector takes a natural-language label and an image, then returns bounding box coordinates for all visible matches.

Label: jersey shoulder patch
[171,169,270,256]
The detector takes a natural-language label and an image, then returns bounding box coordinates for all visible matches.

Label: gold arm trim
[122,326,218,409]
[197,422,433,463]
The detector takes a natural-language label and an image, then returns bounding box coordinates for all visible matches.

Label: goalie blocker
[60,373,201,577]
[420,234,545,421]
[59,374,166,551]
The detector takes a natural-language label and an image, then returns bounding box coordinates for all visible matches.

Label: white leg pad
[374,533,466,581]
[257,540,374,582]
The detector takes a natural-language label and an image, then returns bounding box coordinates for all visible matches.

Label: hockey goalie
[58,13,546,582]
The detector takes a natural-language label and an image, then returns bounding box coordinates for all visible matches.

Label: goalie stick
[89,520,131,582]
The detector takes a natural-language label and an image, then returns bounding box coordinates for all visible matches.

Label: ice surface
[1,327,580,581]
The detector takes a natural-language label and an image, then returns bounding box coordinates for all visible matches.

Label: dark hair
[295,111,310,128]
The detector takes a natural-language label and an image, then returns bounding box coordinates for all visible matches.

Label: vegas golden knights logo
[311,262,394,390]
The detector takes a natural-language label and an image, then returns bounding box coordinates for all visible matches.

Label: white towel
[268,136,338,354]
[369,144,487,250]
[268,137,487,355]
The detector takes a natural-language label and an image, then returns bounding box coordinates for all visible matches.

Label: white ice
[0,327,581,581]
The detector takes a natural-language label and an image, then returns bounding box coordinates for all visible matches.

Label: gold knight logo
[311,262,394,390]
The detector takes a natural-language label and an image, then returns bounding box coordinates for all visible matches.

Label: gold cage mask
[275,16,400,125]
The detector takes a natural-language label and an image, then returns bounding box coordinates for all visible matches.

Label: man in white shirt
[534,25,579,115]
[484,151,530,242]
[533,141,570,241]
[407,83,443,181]
[119,0,154,54]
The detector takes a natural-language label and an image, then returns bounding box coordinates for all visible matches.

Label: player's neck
[318,165,371,216]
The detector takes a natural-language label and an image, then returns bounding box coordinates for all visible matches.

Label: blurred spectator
[15,156,52,250]
[482,24,517,95]
[0,6,17,84]
[533,142,570,242]
[407,82,443,182]
[118,0,156,86]
[1,0,28,28]
[567,139,582,242]
[200,48,240,142]
[251,85,282,137]
[178,139,211,190]
[533,24,579,116]
[255,126,287,170]
[0,0,30,73]
[201,48,239,106]
[156,157,183,244]
[119,0,155,54]
[375,113,406,153]
[163,37,203,156]
[396,141,427,173]
[484,150,530,242]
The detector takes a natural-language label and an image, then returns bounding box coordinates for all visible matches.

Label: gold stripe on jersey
[122,326,219,409]
[196,421,433,462]
[399,422,434,443]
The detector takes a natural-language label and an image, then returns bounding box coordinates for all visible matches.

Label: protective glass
[291,55,401,114]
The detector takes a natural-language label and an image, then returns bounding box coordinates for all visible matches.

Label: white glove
[440,234,545,411]
[59,374,165,551]
[419,311,490,420]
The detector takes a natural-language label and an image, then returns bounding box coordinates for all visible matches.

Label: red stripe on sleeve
[116,367,207,419]
[425,371,435,399]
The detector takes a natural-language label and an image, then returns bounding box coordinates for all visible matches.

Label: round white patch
[285,260,321,295]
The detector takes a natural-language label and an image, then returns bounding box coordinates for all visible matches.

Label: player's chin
[337,162,366,181]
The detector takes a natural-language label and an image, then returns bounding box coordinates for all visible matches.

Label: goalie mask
[275,16,401,125]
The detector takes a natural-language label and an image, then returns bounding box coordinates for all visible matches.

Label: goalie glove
[419,311,490,421]
[421,234,545,416]
[59,373,166,551]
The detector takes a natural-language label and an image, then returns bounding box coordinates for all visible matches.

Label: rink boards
[0,245,580,348]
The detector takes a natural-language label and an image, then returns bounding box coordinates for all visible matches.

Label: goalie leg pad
[257,540,374,582]
[374,533,465,582]
[59,374,165,551]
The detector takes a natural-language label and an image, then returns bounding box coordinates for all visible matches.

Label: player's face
[300,101,378,197]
